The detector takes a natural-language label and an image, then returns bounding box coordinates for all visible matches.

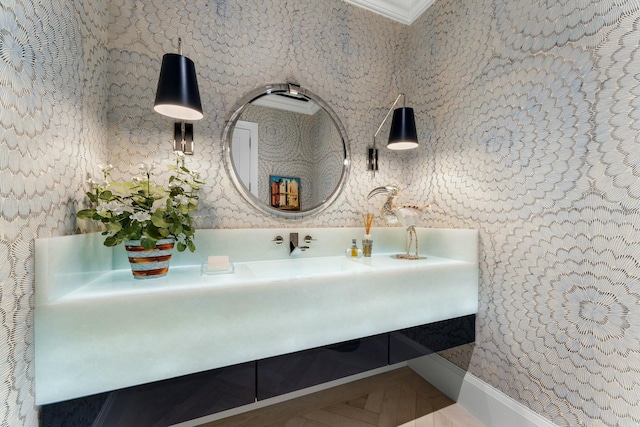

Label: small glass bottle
[345,238,363,258]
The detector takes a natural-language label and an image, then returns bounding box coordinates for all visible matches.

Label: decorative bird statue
[367,185,430,259]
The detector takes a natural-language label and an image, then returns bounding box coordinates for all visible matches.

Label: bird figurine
[367,185,430,259]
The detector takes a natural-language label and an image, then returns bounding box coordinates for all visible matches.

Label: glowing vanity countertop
[35,228,478,405]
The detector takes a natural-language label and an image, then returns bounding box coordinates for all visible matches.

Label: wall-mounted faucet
[289,233,310,256]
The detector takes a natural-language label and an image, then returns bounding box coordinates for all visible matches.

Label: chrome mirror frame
[222,83,350,219]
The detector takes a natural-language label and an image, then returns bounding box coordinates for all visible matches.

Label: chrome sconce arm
[173,122,194,155]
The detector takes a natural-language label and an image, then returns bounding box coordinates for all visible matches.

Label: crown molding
[252,94,321,116]
[342,0,436,25]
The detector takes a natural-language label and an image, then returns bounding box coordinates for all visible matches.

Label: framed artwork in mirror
[270,175,300,211]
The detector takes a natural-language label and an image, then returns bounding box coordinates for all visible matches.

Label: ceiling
[341,0,436,25]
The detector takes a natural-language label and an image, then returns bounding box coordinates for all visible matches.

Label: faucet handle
[303,235,316,244]
[272,236,284,245]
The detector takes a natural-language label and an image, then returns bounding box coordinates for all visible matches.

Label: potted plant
[77,154,203,278]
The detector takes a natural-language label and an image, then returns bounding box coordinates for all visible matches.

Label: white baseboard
[408,354,558,427]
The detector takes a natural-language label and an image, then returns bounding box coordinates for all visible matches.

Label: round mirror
[223,84,350,219]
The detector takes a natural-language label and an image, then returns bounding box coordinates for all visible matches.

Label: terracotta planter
[124,238,175,279]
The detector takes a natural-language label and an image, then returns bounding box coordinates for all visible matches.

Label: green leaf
[105,222,122,233]
[140,237,157,250]
[151,214,171,228]
[177,242,187,252]
[76,209,96,219]
[169,223,183,236]
[144,226,164,240]
[98,190,114,200]
[104,235,119,247]
[155,228,171,240]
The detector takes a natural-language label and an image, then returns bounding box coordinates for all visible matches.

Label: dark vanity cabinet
[257,334,388,400]
[41,362,256,427]
[41,316,475,427]
[97,362,256,427]
[256,314,476,402]
[390,314,476,364]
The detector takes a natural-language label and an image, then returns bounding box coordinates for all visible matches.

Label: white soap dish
[201,256,235,276]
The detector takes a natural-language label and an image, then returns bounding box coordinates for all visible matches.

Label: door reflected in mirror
[224,84,349,219]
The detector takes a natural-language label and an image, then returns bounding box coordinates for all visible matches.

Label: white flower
[174,194,188,205]
[131,211,151,222]
[99,164,114,174]
[108,201,124,215]
[138,163,156,175]
[97,201,123,215]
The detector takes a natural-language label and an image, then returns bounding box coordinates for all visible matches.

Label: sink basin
[243,256,371,280]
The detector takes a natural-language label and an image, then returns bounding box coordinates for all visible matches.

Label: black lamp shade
[154,53,203,121]
[387,107,418,150]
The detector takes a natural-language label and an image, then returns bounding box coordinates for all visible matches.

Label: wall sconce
[153,38,203,154]
[368,93,419,173]
[174,122,194,155]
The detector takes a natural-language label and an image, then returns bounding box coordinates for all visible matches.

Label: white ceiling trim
[253,95,321,116]
[341,0,436,25]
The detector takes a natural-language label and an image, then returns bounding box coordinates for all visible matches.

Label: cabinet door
[99,361,256,427]
[41,362,257,427]
[389,314,476,364]
[257,334,388,400]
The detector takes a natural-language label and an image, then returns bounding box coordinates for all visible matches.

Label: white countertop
[35,228,478,404]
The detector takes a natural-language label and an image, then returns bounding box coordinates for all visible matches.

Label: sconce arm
[373,93,406,141]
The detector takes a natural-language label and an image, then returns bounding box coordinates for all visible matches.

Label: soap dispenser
[345,239,363,258]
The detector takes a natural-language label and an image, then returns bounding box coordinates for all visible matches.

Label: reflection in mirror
[224,84,350,219]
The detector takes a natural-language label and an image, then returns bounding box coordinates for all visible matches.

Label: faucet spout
[289,233,309,256]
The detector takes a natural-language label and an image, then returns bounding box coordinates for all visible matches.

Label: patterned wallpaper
[106,0,409,229]
[4,0,640,426]
[406,1,640,426]
[0,1,108,426]
[2,0,405,425]
[312,107,345,204]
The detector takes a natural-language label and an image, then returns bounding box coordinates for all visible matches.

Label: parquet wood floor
[198,367,485,427]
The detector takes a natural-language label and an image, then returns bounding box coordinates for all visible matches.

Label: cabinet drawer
[390,314,475,364]
[257,334,388,400]
[50,362,257,427]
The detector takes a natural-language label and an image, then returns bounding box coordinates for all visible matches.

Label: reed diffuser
[363,213,374,257]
